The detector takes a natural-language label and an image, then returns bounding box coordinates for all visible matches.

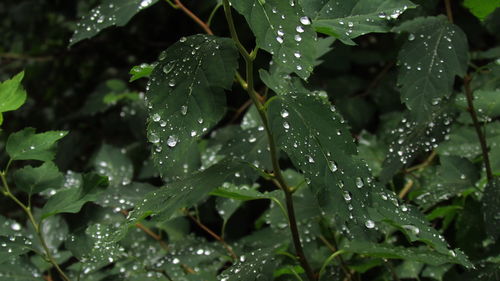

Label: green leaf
[413,156,478,209]
[126,160,244,224]
[70,0,159,46]
[218,247,278,281]
[455,89,500,121]
[146,34,238,177]
[0,72,26,126]
[482,178,500,239]
[463,0,500,21]
[129,62,156,82]
[13,162,64,195]
[265,78,470,266]
[342,241,470,267]
[0,256,41,280]
[393,16,469,116]
[41,173,108,220]
[302,0,416,45]
[230,0,317,79]
[93,144,134,187]
[379,108,454,183]
[6,128,68,161]
[267,89,373,231]
[0,236,33,264]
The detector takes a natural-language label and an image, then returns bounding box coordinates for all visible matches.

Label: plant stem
[0,172,71,281]
[222,1,316,280]
[444,0,454,23]
[318,250,345,278]
[186,212,238,261]
[464,75,494,182]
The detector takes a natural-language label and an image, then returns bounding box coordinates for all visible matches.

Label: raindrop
[296,26,304,33]
[365,220,375,229]
[148,132,160,144]
[294,35,302,42]
[181,105,188,115]
[299,16,311,25]
[276,36,284,44]
[152,113,161,122]
[355,177,364,188]
[280,109,289,118]
[283,121,290,129]
[408,33,415,41]
[167,135,178,147]
[328,161,338,172]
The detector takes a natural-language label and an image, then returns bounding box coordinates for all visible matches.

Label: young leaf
[6,128,68,161]
[41,173,108,220]
[69,0,159,46]
[0,71,26,126]
[393,16,468,116]
[129,62,156,82]
[463,0,499,21]
[13,162,64,195]
[302,0,415,45]
[482,178,500,239]
[230,0,317,79]
[146,34,238,177]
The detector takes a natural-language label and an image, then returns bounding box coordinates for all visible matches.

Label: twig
[464,75,494,182]
[444,0,454,23]
[222,1,316,280]
[405,150,437,173]
[0,52,53,62]
[173,0,214,35]
[120,210,169,251]
[185,212,238,261]
[398,179,414,199]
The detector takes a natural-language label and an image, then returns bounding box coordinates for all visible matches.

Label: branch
[444,0,454,23]
[464,74,494,182]
[185,212,238,261]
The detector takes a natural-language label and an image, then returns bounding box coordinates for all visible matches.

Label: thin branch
[398,179,414,199]
[173,0,214,35]
[444,0,454,23]
[405,150,437,173]
[185,212,238,261]
[222,1,316,280]
[464,74,494,181]
[0,52,53,62]
[120,210,169,251]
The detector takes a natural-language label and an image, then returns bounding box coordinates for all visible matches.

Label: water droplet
[167,135,178,147]
[163,63,174,75]
[408,33,415,41]
[283,121,290,129]
[276,36,284,44]
[355,177,364,188]
[296,26,304,33]
[299,16,311,25]
[328,161,338,172]
[280,109,289,118]
[294,35,302,42]
[365,220,375,229]
[148,132,160,144]
[179,37,187,43]
[294,51,301,58]
[181,105,188,115]
[152,113,161,122]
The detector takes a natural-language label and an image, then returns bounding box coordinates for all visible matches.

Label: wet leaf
[482,178,500,239]
[146,34,238,177]
[0,72,26,126]
[13,162,64,195]
[6,128,68,161]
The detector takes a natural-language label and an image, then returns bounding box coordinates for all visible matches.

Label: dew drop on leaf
[167,135,178,147]
[365,220,375,229]
[300,16,311,25]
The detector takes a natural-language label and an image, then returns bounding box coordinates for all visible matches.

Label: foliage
[0,0,499,280]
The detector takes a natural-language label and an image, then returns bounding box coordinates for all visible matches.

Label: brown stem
[398,179,414,199]
[405,150,437,173]
[173,0,214,35]
[464,75,494,181]
[186,212,238,261]
[444,0,454,23]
